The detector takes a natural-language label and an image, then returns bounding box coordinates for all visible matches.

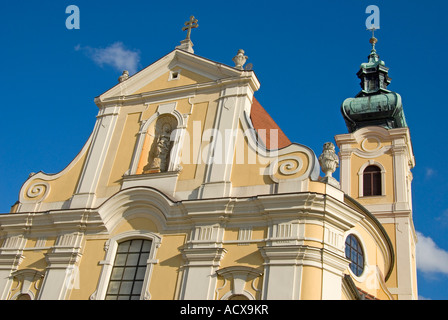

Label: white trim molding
[216,266,263,300]
[92,230,162,300]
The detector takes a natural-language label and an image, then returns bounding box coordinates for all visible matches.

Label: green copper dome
[342,92,407,132]
[341,35,408,133]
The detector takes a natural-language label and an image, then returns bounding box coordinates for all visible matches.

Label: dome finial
[368,24,378,52]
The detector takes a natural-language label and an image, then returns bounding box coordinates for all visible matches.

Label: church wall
[106,111,142,189]
[347,225,392,299]
[133,68,212,95]
[382,222,398,288]
[22,149,89,205]
[149,234,186,300]
[68,238,106,300]
[300,266,322,300]
[177,101,210,183]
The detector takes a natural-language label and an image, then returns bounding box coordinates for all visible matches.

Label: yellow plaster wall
[175,94,219,192]
[301,266,322,300]
[19,250,47,271]
[69,238,107,300]
[230,123,311,188]
[304,224,324,248]
[383,223,398,288]
[112,217,159,235]
[308,181,326,194]
[149,234,186,300]
[133,68,212,95]
[221,243,265,269]
[177,101,209,182]
[23,148,89,204]
[350,152,394,204]
[107,112,142,189]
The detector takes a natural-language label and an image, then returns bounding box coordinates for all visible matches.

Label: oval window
[345,234,365,277]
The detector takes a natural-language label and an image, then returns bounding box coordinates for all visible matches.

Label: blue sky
[1,0,447,300]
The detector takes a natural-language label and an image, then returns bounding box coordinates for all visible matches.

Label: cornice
[0,210,106,237]
[96,75,257,108]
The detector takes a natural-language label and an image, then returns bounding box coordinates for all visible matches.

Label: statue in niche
[143,120,175,173]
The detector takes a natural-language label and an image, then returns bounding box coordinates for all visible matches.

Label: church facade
[0,20,417,300]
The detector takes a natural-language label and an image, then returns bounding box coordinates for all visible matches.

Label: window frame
[93,231,161,300]
[105,239,153,300]
[363,165,382,196]
[358,161,386,198]
[343,231,369,282]
[345,234,365,277]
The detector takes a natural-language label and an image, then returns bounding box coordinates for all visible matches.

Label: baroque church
[0,17,417,300]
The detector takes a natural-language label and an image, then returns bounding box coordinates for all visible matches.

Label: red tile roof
[357,287,380,300]
[250,98,291,150]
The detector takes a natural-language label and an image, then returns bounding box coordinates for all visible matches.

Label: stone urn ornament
[233,49,248,70]
[318,142,340,188]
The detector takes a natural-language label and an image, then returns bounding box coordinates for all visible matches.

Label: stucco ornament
[233,49,248,70]
[318,142,340,188]
[118,70,129,83]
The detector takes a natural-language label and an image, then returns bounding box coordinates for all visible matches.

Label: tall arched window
[363,165,382,196]
[93,230,162,300]
[105,239,152,300]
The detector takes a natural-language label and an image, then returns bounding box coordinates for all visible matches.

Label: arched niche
[137,114,178,174]
[128,102,186,176]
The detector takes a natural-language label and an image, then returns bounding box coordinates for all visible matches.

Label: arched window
[363,165,382,196]
[105,239,152,300]
[93,231,162,300]
[345,234,365,277]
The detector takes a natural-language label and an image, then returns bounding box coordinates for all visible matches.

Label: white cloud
[416,231,448,275]
[76,42,140,75]
[425,168,435,179]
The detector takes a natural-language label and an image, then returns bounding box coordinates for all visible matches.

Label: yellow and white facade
[0,33,417,300]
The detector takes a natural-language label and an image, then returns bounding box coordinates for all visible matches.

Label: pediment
[97,49,248,101]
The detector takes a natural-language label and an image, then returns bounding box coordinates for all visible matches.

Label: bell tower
[334,31,417,300]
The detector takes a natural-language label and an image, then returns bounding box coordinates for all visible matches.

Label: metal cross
[367,24,378,50]
[182,16,198,40]
[368,24,377,38]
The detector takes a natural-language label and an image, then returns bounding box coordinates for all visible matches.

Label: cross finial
[367,24,378,51]
[182,16,198,41]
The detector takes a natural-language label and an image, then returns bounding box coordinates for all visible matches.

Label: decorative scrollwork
[25,182,49,202]
[268,155,303,183]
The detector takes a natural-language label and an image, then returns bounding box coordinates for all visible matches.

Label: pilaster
[0,235,27,300]
[179,246,227,300]
[70,104,120,208]
[38,232,84,300]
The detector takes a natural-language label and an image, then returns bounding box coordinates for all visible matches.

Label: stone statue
[318,142,340,188]
[156,123,172,172]
[144,123,173,173]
